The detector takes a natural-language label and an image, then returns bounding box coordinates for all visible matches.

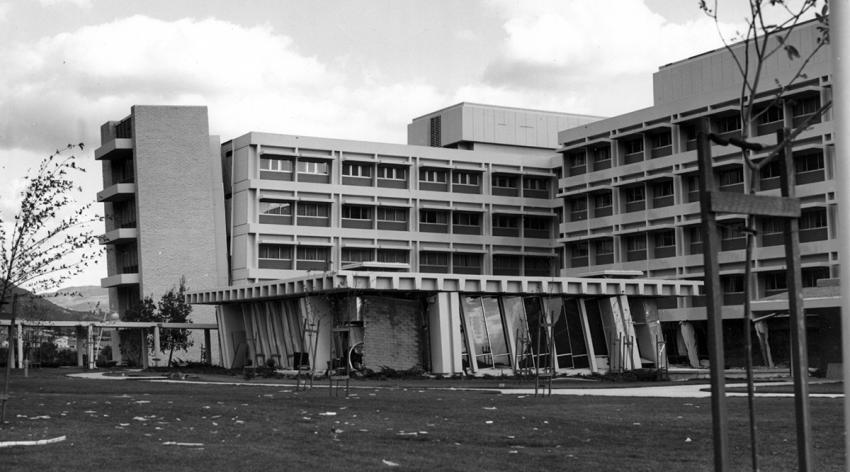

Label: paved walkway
[67,371,843,399]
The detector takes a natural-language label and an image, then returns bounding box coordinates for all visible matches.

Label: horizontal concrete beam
[187,270,702,305]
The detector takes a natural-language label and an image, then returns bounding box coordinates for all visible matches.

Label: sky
[0,0,809,288]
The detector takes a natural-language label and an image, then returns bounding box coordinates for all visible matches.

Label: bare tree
[697,2,830,471]
[0,144,101,423]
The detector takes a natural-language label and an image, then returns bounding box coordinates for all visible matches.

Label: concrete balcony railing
[100,227,138,245]
[97,183,136,202]
[101,273,140,288]
[94,138,133,161]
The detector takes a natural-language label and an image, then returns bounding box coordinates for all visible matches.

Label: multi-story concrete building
[96,20,839,374]
[556,18,839,371]
[222,103,601,284]
[96,105,228,363]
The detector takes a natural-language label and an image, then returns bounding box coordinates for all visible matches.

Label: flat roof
[410,102,605,122]
[186,271,702,305]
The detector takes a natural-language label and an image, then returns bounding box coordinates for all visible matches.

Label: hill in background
[47,285,110,314]
[0,285,105,322]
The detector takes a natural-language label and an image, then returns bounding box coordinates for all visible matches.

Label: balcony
[101,227,138,245]
[97,183,136,202]
[94,138,133,161]
[101,273,140,288]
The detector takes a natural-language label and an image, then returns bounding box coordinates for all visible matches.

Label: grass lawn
[0,369,843,471]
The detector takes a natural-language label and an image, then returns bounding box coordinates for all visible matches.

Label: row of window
[260,155,551,191]
[259,201,552,230]
[257,244,554,275]
[563,94,823,175]
[567,208,829,266]
[566,150,826,221]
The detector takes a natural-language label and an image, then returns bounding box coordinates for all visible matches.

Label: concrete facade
[556,19,838,369]
[96,105,228,364]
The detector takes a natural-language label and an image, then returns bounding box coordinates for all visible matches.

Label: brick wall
[362,296,424,371]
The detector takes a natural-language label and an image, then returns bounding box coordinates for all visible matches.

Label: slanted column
[86,324,94,370]
[153,325,161,366]
[140,329,149,369]
[427,292,464,375]
[204,329,212,364]
[76,327,84,367]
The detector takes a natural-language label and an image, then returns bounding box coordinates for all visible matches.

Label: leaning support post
[697,126,730,472]
[778,128,813,471]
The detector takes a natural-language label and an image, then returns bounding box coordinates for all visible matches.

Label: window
[760,160,781,179]
[795,153,824,173]
[594,193,612,209]
[297,160,329,175]
[719,167,744,187]
[260,156,293,172]
[420,252,448,266]
[595,239,614,255]
[653,181,674,197]
[716,114,742,133]
[800,208,827,230]
[258,244,292,260]
[572,242,589,257]
[493,215,519,228]
[655,231,675,247]
[593,147,611,162]
[721,222,745,240]
[523,177,548,190]
[763,272,787,291]
[651,133,672,148]
[297,203,329,217]
[759,106,784,124]
[420,168,447,183]
[792,96,819,117]
[260,201,292,216]
[624,138,643,155]
[377,249,409,263]
[722,275,745,293]
[342,162,372,177]
[626,235,646,252]
[523,217,547,230]
[570,197,587,211]
[454,253,481,268]
[802,267,829,288]
[452,171,480,185]
[452,212,480,226]
[420,210,448,224]
[493,175,518,188]
[494,255,520,272]
[342,248,373,263]
[377,165,406,180]
[297,246,328,261]
[430,116,441,147]
[377,207,408,222]
[624,186,645,203]
[569,151,586,167]
[342,205,371,220]
[761,218,783,235]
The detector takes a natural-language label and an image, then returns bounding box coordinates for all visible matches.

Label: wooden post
[16,323,24,370]
[697,125,730,472]
[86,324,94,370]
[153,325,161,365]
[204,329,212,365]
[778,128,813,471]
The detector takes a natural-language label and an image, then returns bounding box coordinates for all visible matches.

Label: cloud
[38,0,92,8]
[0,14,460,153]
[480,0,742,113]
